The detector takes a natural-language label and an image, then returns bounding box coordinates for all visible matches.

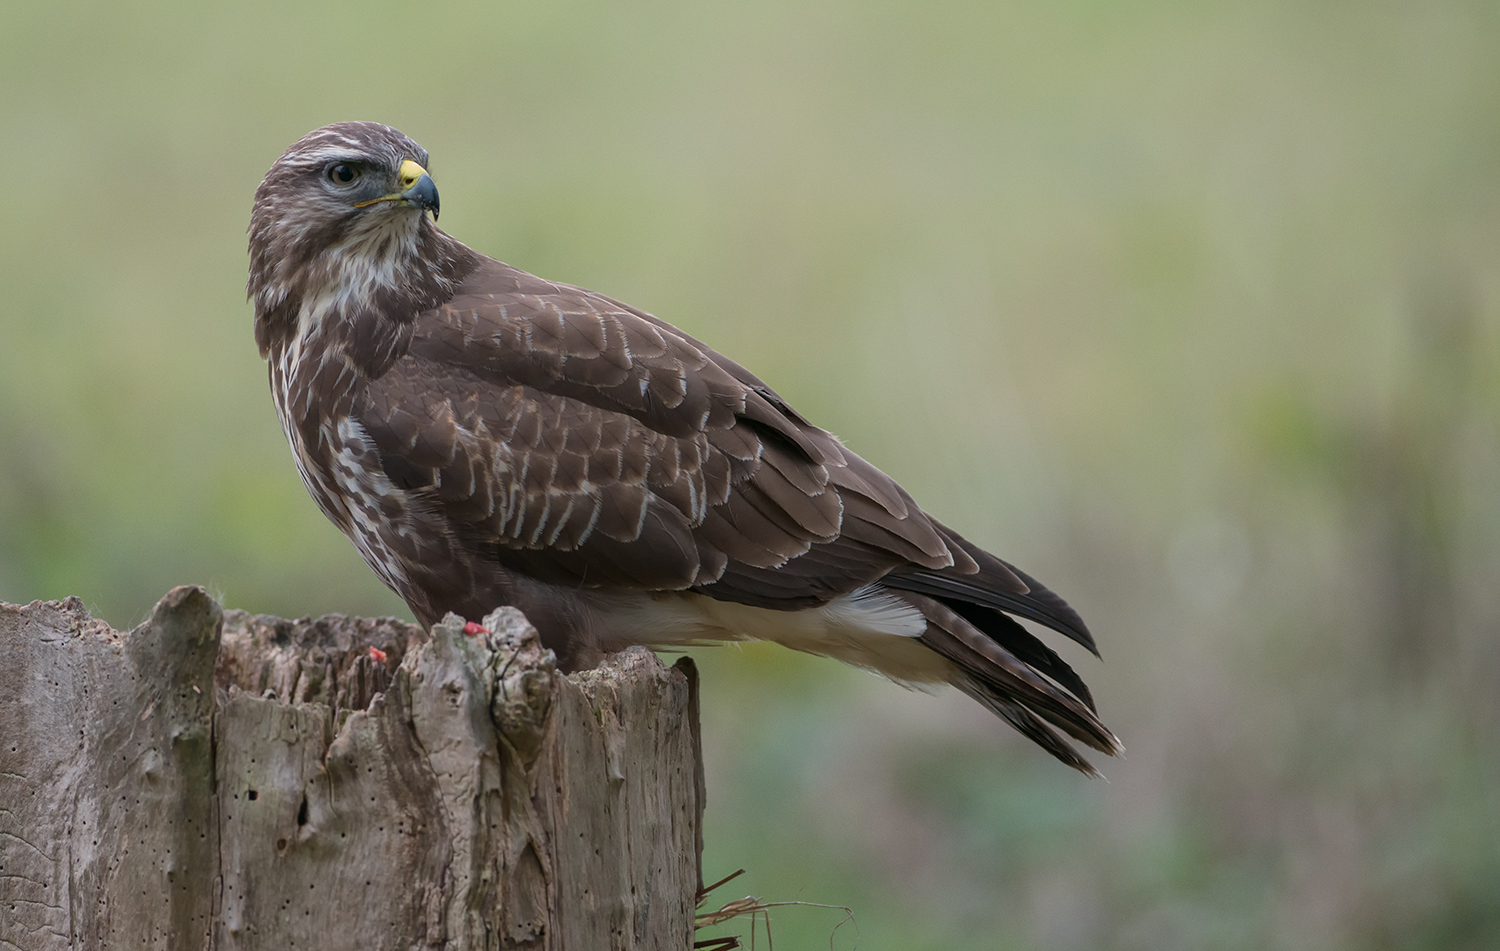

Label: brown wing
[354,256,968,603]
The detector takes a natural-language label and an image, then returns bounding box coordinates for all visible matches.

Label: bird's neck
[252,218,478,372]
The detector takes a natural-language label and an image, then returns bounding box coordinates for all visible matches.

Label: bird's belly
[276,424,414,609]
[578,588,954,686]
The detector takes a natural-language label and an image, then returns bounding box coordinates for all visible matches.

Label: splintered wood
[0,587,704,950]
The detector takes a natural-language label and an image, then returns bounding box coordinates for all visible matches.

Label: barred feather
[248,121,1119,773]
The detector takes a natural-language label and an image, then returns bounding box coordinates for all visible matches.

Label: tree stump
[0,586,705,950]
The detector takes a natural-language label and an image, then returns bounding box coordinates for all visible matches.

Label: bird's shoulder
[353,253,961,595]
[395,257,753,439]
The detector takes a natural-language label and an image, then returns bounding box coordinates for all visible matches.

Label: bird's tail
[889,587,1122,776]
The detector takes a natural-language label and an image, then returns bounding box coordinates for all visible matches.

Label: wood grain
[0,588,702,950]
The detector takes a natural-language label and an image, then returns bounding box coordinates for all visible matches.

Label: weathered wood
[0,587,703,950]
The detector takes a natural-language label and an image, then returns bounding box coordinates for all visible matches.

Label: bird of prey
[248,122,1120,772]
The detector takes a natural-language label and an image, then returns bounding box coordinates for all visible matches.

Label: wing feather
[354,257,969,610]
[339,252,1111,771]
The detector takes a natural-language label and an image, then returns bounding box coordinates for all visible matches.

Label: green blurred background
[4,1,1498,947]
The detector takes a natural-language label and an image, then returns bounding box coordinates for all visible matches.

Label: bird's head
[248,122,465,355]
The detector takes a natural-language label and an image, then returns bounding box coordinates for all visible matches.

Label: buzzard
[248,122,1119,772]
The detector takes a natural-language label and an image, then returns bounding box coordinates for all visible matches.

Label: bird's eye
[327,163,360,185]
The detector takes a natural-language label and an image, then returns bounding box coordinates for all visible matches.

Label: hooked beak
[354,159,440,220]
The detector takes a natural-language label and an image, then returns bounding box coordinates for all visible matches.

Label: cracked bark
[0,587,703,950]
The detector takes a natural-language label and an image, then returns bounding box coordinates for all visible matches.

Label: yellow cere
[399,160,427,190]
[353,160,432,208]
